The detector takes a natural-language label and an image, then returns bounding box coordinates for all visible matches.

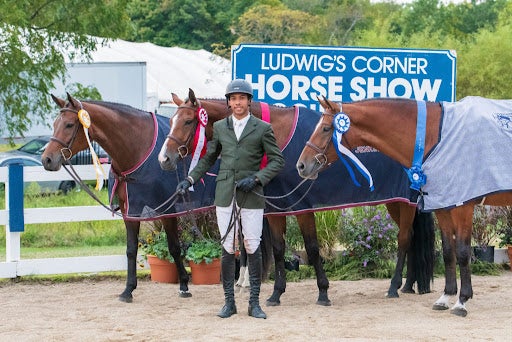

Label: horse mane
[87,100,147,116]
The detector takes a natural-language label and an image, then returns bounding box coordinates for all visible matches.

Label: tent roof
[83,39,231,102]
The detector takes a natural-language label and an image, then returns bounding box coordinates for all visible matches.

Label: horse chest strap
[406,100,427,191]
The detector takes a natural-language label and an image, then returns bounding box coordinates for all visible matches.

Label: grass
[0,245,126,262]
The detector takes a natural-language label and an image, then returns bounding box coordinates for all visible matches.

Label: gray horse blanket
[109,109,418,220]
[421,96,512,210]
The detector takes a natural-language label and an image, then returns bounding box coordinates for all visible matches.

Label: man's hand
[237,177,259,192]
[176,179,192,195]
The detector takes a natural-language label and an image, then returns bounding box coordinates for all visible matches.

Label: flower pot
[472,246,495,263]
[189,258,221,285]
[147,255,179,283]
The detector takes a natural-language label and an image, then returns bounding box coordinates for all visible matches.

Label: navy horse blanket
[109,109,417,220]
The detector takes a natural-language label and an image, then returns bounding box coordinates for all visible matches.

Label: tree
[125,0,254,50]
[0,0,130,143]
[235,4,314,44]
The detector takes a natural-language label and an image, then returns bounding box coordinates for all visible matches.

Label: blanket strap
[406,100,427,191]
[259,102,270,169]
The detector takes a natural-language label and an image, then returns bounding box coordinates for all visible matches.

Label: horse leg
[432,211,458,311]
[265,216,287,306]
[162,218,191,297]
[449,205,475,317]
[119,220,140,303]
[298,213,331,306]
[385,202,414,298]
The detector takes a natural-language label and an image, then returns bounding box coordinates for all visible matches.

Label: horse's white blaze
[157,137,170,163]
[434,293,452,309]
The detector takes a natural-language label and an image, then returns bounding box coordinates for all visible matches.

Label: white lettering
[351,56,429,74]
[350,77,441,100]
[266,74,290,100]
[291,76,310,101]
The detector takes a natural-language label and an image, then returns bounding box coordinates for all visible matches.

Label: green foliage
[338,205,399,268]
[185,238,222,264]
[323,254,395,280]
[472,206,508,247]
[471,260,504,276]
[314,210,342,260]
[64,83,103,101]
[235,4,315,44]
[139,229,174,262]
[0,0,131,142]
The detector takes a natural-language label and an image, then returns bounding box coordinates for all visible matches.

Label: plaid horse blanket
[109,109,418,220]
[422,96,512,210]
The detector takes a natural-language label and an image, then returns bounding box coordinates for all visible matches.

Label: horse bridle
[304,112,336,171]
[50,105,83,161]
[166,103,200,158]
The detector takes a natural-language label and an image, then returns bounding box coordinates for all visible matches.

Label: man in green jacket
[176,79,285,319]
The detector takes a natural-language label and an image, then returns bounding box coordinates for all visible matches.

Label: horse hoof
[401,288,415,294]
[266,299,280,307]
[386,292,399,298]
[316,299,332,306]
[450,308,468,317]
[179,291,192,298]
[119,295,133,303]
[432,303,449,311]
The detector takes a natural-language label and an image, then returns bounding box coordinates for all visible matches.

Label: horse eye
[322,125,331,133]
[65,122,74,129]
[185,120,193,125]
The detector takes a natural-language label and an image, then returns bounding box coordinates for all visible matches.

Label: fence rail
[0,164,136,279]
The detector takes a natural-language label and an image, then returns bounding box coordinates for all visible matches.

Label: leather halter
[167,103,200,158]
[50,106,82,160]
[304,112,335,168]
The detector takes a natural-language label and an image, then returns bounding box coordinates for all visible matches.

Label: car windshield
[18,139,48,155]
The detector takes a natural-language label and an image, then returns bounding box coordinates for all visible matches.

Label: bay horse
[40,93,235,302]
[157,88,435,306]
[296,96,512,316]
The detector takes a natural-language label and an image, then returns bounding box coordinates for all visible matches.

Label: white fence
[0,164,135,279]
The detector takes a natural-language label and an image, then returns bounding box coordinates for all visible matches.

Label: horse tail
[260,218,273,280]
[411,209,435,294]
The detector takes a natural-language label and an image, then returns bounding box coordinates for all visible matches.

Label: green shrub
[338,205,399,269]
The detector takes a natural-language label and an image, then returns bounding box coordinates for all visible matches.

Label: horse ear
[51,94,66,108]
[66,92,80,108]
[318,96,327,110]
[188,88,197,106]
[172,93,183,106]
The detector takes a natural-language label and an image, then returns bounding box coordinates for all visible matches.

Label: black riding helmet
[225,79,253,103]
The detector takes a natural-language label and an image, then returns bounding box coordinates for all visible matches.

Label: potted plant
[471,206,504,263]
[185,238,222,285]
[497,207,512,268]
[139,228,179,283]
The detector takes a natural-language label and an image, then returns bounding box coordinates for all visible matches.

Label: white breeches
[216,203,263,254]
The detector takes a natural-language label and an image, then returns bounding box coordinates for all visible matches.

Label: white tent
[79,39,232,103]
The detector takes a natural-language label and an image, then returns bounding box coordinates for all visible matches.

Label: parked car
[0,136,109,194]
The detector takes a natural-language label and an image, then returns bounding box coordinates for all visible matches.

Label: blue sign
[232,44,456,110]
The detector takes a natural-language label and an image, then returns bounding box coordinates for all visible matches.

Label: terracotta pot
[189,258,221,285]
[146,255,179,283]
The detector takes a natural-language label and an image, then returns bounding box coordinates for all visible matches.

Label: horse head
[41,93,91,171]
[296,96,340,179]
[158,88,201,171]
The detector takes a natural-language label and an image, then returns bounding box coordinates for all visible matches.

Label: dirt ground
[1,272,512,342]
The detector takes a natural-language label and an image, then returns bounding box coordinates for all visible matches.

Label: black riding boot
[247,246,267,319]
[217,248,237,318]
